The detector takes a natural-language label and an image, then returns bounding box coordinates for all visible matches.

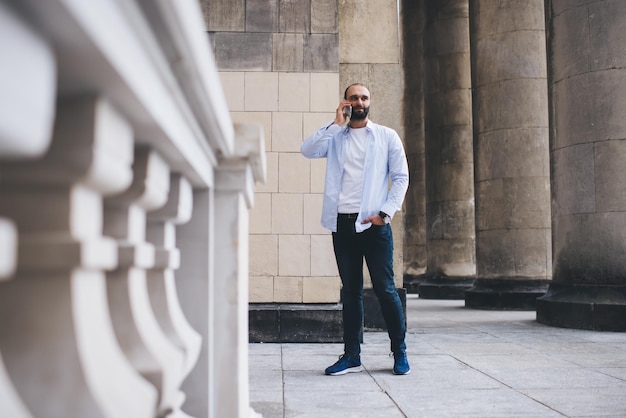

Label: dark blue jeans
[332,215,406,357]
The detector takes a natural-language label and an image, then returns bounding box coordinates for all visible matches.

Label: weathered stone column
[419,0,476,299]
[467,0,551,309]
[537,0,626,330]
[401,0,427,293]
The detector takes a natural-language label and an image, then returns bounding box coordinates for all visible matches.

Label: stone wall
[203,0,342,304]
[205,0,406,305]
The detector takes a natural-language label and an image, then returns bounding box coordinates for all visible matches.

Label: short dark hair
[343,83,369,99]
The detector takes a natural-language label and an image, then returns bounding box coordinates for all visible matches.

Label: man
[301,83,410,375]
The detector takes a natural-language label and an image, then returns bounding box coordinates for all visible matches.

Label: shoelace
[389,352,406,358]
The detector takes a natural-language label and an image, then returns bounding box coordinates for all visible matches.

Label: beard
[350,106,369,120]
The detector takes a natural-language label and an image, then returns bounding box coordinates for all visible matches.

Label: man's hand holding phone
[335,100,352,126]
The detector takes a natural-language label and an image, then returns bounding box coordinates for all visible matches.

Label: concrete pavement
[249,295,626,417]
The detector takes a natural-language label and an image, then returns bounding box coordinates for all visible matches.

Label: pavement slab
[249,297,626,417]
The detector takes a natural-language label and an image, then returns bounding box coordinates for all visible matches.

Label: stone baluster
[177,188,215,418]
[176,124,265,418]
[146,173,202,416]
[0,3,56,416]
[0,353,31,418]
[103,147,193,416]
[0,95,157,417]
[213,124,265,417]
[0,0,56,282]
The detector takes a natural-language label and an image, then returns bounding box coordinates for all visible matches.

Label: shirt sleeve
[380,130,409,218]
[301,121,341,159]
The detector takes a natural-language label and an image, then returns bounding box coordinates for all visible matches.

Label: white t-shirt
[338,127,368,213]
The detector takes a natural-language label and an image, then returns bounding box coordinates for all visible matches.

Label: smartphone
[342,105,352,119]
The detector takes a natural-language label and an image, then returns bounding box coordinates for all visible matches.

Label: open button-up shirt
[301,120,409,233]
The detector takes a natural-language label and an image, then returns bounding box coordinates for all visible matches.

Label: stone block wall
[204,0,406,304]
[203,0,342,304]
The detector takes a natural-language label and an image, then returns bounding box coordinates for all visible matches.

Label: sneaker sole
[393,369,411,375]
[326,365,363,376]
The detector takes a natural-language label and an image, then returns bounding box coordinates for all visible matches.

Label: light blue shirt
[301,120,409,233]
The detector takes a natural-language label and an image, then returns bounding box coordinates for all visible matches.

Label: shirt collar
[345,119,374,133]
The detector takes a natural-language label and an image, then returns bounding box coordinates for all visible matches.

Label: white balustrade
[0,96,158,417]
[0,0,265,417]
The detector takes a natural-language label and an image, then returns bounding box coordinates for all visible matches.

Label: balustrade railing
[0,1,265,417]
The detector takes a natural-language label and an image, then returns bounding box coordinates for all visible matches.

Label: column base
[417,274,475,300]
[249,303,343,343]
[363,288,407,331]
[465,278,550,310]
[403,274,424,294]
[536,283,626,331]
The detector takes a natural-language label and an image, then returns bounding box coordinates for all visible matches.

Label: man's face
[345,85,370,120]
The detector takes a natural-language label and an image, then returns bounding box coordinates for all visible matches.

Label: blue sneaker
[392,351,411,375]
[325,354,363,376]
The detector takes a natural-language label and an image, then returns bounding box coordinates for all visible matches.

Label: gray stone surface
[304,33,338,72]
[552,1,626,80]
[201,0,245,31]
[545,0,626,319]
[246,0,279,32]
[400,0,426,279]
[249,297,626,417]
[552,213,626,285]
[213,32,272,71]
[339,63,369,96]
[471,0,551,290]
[553,70,626,149]
[471,0,544,34]
[550,144,596,216]
[311,0,338,33]
[272,33,304,72]
[474,79,549,132]
[422,1,475,279]
[438,52,472,90]
[369,64,404,136]
[475,128,549,181]
[279,0,311,33]
[339,0,400,64]
[474,31,547,85]
[475,227,550,278]
[595,140,626,212]
[440,125,473,164]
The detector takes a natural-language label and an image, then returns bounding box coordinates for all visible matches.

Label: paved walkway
[249,295,626,417]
